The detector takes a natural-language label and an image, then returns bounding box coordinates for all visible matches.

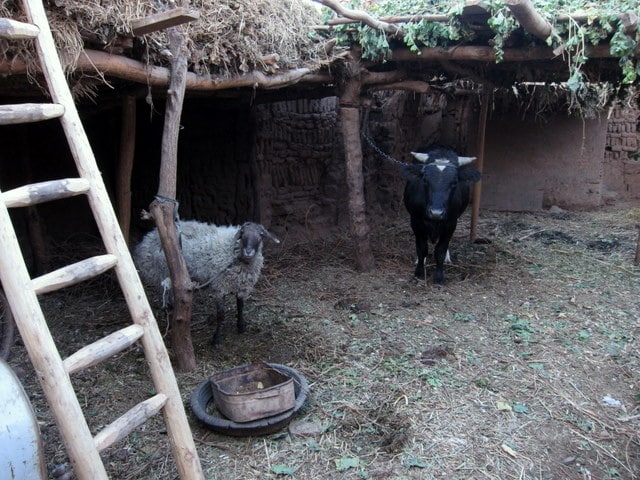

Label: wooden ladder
[0,1,204,479]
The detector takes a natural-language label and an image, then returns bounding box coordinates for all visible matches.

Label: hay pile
[0,0,329,79]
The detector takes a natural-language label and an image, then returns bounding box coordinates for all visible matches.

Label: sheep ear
[260,226,280,244]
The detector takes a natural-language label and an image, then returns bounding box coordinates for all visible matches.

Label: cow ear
[411,152,430,163]
[458,156,477,166]
[459,168,481,184]
[402,163,423,180]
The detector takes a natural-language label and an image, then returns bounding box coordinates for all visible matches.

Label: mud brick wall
[255,98,349,240]
[604,105,640,201]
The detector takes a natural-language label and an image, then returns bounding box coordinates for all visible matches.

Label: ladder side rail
[0,197,109,480]
[21,2,204,478]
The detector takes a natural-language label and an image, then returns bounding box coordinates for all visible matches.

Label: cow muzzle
[428,207,445,220]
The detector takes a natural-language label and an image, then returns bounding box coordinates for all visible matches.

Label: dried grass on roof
[0,0,328,79]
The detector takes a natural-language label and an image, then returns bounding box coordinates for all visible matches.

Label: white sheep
[133,220,280,344]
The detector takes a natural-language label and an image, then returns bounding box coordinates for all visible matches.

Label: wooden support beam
[338,52,376,272]
[131,8,200,36]
[504,0,553,41]
[390,44,623,62]
[116,97,136,245]
[313,0,400,34]
[0,43,630,96]
[470,89,489,243]
[369,80,431,93]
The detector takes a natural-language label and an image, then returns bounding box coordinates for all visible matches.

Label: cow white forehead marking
[433,158,453,172]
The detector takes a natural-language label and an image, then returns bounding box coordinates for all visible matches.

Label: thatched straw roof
[0,0,333,97]
[0,0,638,107]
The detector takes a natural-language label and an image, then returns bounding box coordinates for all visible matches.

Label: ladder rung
[0,103,64,125]
[0,18,39,40]
[2,178,90,208]
[93,393,168,452]
[31,254,118,294]
[63,324,145,375]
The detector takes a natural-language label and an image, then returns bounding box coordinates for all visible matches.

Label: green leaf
[271,464,295,475]
[405,457,428,468]
[335,456,360,471]
[513,403,529,414]
[566,70,583,93]
[427,377,442,388]
[528,363,545,370]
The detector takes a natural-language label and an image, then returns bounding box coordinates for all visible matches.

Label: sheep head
[236,222,280,263]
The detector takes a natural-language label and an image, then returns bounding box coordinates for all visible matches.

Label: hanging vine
[320,0,640,98]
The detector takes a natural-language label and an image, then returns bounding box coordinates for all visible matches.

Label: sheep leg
[212,301,225,345]
[236,296,245,333]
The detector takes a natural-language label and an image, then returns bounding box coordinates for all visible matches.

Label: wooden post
[470,88,489,242]
[149,24,196,372]
[18,127,49,274]
[339,52,375,272]
[116,96,136,245]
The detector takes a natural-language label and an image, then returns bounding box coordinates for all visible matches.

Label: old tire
[190,363,309,437]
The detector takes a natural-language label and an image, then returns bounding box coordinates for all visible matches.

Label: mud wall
[367,91,637,212]
[481,112,609,210]
[603,105,640,202]
[254,98,348,241]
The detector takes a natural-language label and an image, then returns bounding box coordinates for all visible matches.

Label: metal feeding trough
[190,363,309,436]
[210,363,295,423]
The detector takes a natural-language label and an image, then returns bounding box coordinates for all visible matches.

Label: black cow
[403,146,481,284]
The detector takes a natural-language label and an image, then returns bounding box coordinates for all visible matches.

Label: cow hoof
[413,269,425,279]
[433,275,445,285]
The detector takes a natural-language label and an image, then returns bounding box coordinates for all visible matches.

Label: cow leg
[236,296,246,333]
[212,300,225,345]
[433,241,448,284]
[413,234,429,279]
[433,226,456,284]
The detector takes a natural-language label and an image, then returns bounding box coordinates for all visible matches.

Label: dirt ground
[7,205,640,480]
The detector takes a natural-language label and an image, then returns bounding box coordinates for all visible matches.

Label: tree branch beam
[312,0,401,34]
[504,0,553,41]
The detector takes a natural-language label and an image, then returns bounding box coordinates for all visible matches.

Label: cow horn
[411,152,430,163]
[458,156,477,166]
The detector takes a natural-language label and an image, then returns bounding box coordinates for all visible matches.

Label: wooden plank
[63,324,145,375]
[2,178,89,208]
[0,18,39,39]
[0,103,64,125]
[131,8,200,36]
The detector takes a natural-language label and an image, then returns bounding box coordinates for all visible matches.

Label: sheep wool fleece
[133,220,264,301]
